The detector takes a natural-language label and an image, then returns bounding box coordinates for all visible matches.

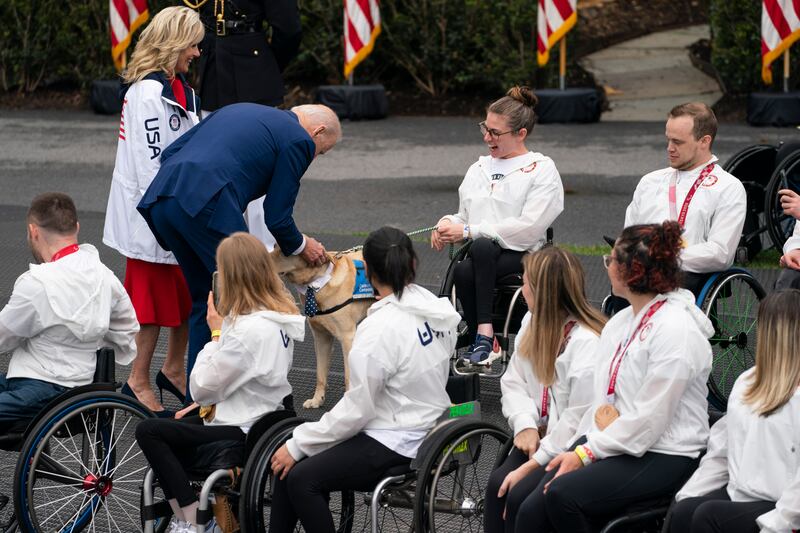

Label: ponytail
[487,85,538,134]
[363,227,417,299]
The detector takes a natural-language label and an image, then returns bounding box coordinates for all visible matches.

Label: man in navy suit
[138,102,340,402]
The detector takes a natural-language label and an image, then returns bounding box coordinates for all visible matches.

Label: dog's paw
[303,396,325,409]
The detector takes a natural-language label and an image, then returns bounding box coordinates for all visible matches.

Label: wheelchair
[438,229,554,378]
[0,348,154,533]
[227,374,509,533]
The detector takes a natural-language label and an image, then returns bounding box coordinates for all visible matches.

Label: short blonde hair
[216,233,299,318]
[123,6,204,83]
[517,247,606,386]
[743,290,800,416]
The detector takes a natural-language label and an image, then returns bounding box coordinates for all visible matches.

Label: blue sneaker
[465,334,494,364]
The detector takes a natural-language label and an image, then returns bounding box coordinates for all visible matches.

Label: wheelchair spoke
[48,436,95,478]
[98,408,118,475]
[107,492,139,529]
[109,463,149,483]
[101,498,124,533]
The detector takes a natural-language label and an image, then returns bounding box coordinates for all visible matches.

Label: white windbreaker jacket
[624,156,747,273]
[676,369,800,533]
[103,74,200,264]
[286,284,461,460]
[783,223,800,254]
[442,152,564,252]
[501,312,600,466]
[577,290,713,460]
[190,309,304,432]
[0,245,138,387]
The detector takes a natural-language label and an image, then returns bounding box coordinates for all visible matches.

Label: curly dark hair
[614,221,683,294]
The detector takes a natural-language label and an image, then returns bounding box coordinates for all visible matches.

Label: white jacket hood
[249,309,306,342]
[369,284,461,332]
[27,245,116,342]
[664,288,714,339]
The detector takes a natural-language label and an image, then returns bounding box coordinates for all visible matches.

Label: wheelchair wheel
[239,418,355,533]
[700,271,766,410]
[765,148,800,250]
[413,420,509,533]
[355,475,416,533]
[13,392,153,533]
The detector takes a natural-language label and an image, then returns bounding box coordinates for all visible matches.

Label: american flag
[110,0,149,71]
[537,0,577,67]
[344,0,381,78]
[762,0,800,84]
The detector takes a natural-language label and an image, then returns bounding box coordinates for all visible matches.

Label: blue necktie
[304,287,319,317]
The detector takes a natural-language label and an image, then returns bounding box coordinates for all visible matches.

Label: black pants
[453,238,524,338]
[485,446,529,533]
[665,487,775,533]
[496,442,698,533]
[269,433,409,533]
[775,267,800,290]
[135,416,245,506]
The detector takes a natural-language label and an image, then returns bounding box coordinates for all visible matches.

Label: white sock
[182,501,200,526]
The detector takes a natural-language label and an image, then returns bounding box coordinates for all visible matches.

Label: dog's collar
[293,262,334,294]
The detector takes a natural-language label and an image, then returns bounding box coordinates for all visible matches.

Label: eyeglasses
[478,121,515,139]
[602,254,617,269]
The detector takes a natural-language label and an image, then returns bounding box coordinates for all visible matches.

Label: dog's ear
[269,247,294,274]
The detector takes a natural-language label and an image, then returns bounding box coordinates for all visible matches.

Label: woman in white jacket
[431,86,564,365]
[269,226,462,533]
[515,221,713,532]
[667,290,800,533]
[135,233,304,533]
[483,246,606,533]
[103,7,204,413]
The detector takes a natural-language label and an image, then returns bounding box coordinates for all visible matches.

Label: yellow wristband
[210,329,222,338]
[574,445,591,466]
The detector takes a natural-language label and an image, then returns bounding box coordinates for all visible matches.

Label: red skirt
[124,258,192,327]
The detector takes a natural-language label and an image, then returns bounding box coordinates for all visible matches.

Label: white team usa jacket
[442,152,564,252]
[190,309,305,431]
[501,312,600,466]
[624,156,747,273]
[286,284,461,460]
[103,73,200,264]
[676,368,800,533]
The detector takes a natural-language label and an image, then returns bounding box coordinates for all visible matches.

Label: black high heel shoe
[120,382,174,418]
[156,371,186,404]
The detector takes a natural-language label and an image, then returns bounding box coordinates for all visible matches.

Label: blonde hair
[517,247,606,386]
[742,290,800,416]
[122,7,204,83]
[215,233,299,318]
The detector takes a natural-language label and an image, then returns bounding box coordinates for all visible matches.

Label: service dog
[270,248,374,408]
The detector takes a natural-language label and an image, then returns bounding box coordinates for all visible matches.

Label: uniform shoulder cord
[182,0,210,10]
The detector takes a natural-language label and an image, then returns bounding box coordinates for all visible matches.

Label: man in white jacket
[0,193,139,430]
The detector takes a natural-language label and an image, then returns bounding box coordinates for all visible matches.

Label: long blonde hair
[216,233,299,317]
[742,290,800,416]
[122,6,204,83]
[517,247,606,386]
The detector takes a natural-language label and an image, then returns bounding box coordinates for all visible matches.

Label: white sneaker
[166,517,191,533]
[183,518,222,533]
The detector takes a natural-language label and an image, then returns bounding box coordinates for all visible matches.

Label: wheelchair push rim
[765,154,800,251]
[14,393,152,533]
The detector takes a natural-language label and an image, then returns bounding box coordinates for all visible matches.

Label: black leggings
[485,446,529,533]
[665,487,775,533]
[269,433,409,533]
[135,416,245,506]
[493,443,698,533]
[453,238,524,338]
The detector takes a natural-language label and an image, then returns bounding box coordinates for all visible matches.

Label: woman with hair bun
[667,290,800,533]
[268,226,462,533]
[104,6,204,413]
[432,86,564,365]
[508,221,714,532]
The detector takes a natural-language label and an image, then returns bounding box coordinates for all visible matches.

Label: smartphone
[212,271,220,309]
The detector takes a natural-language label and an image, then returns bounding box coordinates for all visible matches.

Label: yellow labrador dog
[270,248,374,408]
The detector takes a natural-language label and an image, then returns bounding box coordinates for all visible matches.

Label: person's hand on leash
[271,443,297,480]
[779,189,800,219]
[301,236,327,266]
[436,221,465,244]
[781,249,800,270]
[431,227,445,251]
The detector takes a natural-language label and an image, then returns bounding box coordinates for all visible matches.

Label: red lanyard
[606,300,666,403]
[540,320,577,425]
[50,244,79,262]
[668,162,715,228]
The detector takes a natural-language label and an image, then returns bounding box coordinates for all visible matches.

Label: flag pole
[784,48,791,93]
[559,36,567,91]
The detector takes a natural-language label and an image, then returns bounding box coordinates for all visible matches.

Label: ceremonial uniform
[513,290,713,532]
[270,284,461,533]
[136,308,304,508]
[669,368,800,533]
[188,0,301,110]
[484,313,600,533]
